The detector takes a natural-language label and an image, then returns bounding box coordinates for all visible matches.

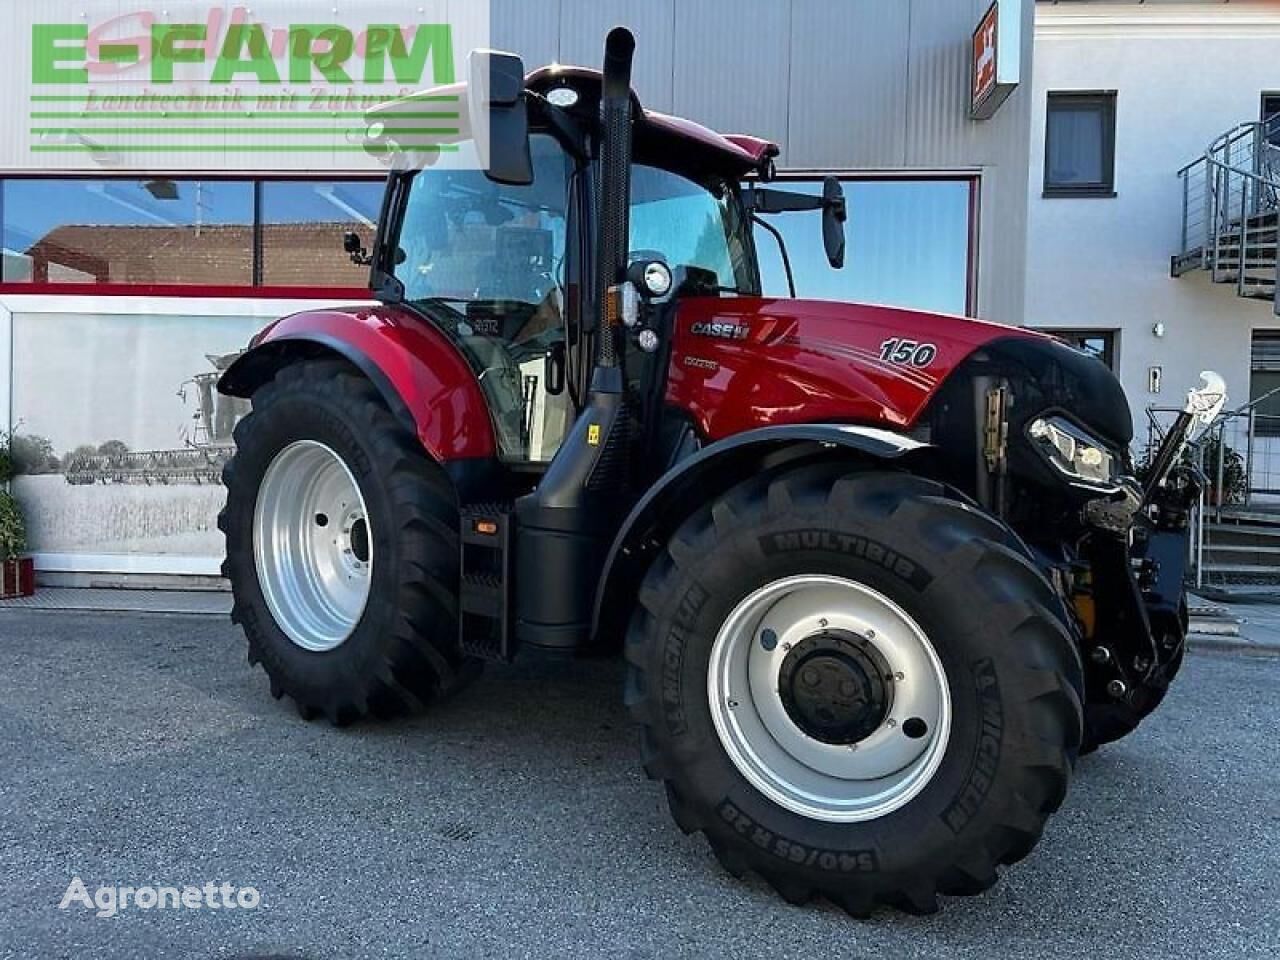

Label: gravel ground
[0,610,1276,960]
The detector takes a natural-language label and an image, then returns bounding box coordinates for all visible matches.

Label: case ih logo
[690,321,751,341]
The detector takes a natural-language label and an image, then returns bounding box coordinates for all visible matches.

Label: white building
[1025,0,1280,468]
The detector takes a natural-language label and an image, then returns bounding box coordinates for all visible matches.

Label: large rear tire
[625,465,1083,914]
[220,359,478,724]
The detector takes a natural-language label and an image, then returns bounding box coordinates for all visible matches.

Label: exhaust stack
[513,27,638,652]
[594,26,637,370]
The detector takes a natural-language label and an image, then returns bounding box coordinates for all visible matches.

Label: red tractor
[218,30,1225,914]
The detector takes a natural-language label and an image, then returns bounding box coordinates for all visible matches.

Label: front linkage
[1078,373,1227,750]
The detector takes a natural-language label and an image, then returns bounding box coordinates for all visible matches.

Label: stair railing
[1176,120,1280,307]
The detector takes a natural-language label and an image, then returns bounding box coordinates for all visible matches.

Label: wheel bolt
[1092,646,1112,664]
[1107,679,1128,699]
[895,671,905,681]
[865,629,875,639]
[727,699,739,709]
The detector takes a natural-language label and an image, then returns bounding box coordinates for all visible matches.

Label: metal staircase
[1150,386,1280,595]
[1173,119,1279,314]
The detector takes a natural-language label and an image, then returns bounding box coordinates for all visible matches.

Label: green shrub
[1136,431,1247,506]
[0,431,13,484]
[0,492,26,561]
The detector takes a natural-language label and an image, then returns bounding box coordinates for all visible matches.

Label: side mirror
[468,49,533,186]
[822,176,847,269]
[343,231,371,266]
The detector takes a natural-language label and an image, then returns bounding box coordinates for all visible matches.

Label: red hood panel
[666,297,1043,441]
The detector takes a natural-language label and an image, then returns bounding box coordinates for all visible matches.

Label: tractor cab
[361,61,842,474]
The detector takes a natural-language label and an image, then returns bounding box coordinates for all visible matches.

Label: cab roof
[525,65,780,179]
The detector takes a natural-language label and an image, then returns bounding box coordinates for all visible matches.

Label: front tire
[220,359,477,724]
[626,465,1083,914]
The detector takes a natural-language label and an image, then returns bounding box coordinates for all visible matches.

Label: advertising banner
[8,309,264,567]
[7,0,491,172]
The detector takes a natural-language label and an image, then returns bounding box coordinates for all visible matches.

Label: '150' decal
[878,337,938,368]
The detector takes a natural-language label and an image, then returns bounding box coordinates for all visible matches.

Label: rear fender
[218,306,496,464]
[591,424,934,648]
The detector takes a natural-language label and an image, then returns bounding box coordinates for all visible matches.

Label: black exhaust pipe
[594,26,637,370]
[514,27,637,651]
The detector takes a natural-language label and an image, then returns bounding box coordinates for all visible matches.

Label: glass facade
[753,177,974,316]
[259,181,383,288]
[1,176,384,290]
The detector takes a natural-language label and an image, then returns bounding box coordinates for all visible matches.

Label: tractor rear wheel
[219,359,477,724]
[625,465,1083,914]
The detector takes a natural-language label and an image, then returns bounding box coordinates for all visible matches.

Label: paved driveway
[0,610,1276,959]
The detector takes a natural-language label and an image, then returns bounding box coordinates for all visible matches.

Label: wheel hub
[253,440,373,652]
[707,575,952,823]
[778,631,892,745]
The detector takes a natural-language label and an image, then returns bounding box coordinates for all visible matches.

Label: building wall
[1025,1,1280,444]
[2,1,1039,579]
[491,0,1037,325]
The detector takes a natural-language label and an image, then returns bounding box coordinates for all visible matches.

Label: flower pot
[0,557,34,599]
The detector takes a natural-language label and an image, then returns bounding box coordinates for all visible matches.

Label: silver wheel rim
[253,440,372,652]
[708,575,951,823]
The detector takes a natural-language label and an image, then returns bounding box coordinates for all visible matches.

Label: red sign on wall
[970,1,1019,120]
[972,3,998,108]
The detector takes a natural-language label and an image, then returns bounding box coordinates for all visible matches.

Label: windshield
[393,135,575,465]
[395,134,571,312]
[629,165,758,294]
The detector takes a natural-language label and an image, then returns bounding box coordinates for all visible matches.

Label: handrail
[1177,119,1279,178]
[1147,383,1280,424]
[1226,383,1280,418]
[1198,152,1280,190]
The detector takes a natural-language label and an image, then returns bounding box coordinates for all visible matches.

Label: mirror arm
[752,214,796,299]
[746,185,825,215]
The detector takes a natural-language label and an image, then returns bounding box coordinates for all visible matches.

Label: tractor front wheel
[626,465,1082,914]
[220,359,477,724]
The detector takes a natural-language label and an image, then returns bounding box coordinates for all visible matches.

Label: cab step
[459,503,516,662]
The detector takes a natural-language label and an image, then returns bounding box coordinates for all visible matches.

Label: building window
[0,175,384,292]
[259,181,384,288]
[1044,92,1117,198]
[1043,329,1116,370]
[753,177,975,316]
[1250,333,1280,437]
[1263,94,1280,148]
[1,179,254,285]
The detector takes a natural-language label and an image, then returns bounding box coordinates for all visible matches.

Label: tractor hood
[665,297,1129,446]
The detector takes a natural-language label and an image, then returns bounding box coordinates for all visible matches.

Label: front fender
[219,305,496,463]
[591,424,931,647]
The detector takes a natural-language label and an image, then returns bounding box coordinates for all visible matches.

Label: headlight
[1028,416,1118,489]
